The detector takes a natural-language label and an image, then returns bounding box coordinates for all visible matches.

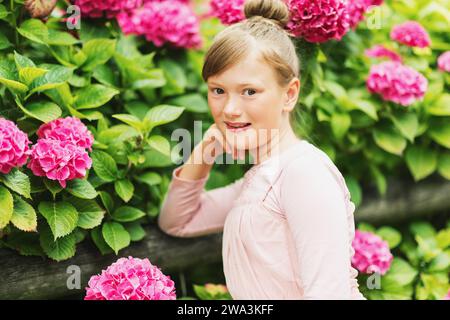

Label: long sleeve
[157,166,244,238]
[280,155,353,299]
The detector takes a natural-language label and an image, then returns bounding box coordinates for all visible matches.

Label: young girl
[158,0,365,300]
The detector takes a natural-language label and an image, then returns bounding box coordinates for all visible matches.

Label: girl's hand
[201,124,244,161]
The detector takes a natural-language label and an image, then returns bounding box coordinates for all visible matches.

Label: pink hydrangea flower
[365,45,402,63]
[437,51,450,73]
[85,256,176,300]
[352,230,393,275]
[0,117,31,174]
[346,0,370,30]
[390,21,431,48]
[37,117,94,152]
[28,138,92,188]
[443,289,450,300]
[209,0,245,25]
[366,61,428,106]
[73,0,142,18]
[117,0,202,49]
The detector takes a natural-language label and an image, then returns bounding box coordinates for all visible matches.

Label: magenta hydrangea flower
[72,0,142,18]
[390,21,431,48]
[437,51,450,73]
[0,118,31,174]
[352,230,393,275]
[209,0,245,25]
[365,45,402,63]
[85,256,176,300]
[346,0,370,30]
[366,61,428,106]
[117,0,202,49]
[37,117,94,152]
[28,138,92,188]
[286,0,350,43]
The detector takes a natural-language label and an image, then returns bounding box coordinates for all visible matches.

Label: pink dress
[158,139,366,300]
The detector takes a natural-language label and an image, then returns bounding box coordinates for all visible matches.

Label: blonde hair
[202,0,300,88]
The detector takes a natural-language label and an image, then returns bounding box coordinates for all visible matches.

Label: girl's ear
[283,77,300,112]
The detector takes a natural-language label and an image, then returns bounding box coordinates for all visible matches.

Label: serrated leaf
[11,196,37,232]
[28,64,73,95]
[111,206,145,222]
[102,221,130,254]
[67,198,105,230]
[98,191,114,213]
[112,114,144,132]
[39,224,76,261]
[1,168,31,199]
[17,19,49,44]
[81,39,116,71]
[144,105,184,131]
[38,201,78,240]
[148,135,171,157]
[124,222,146,242]
[16,100,62,123]
[66,179,97,199]
[91,150,118,182]
[0,185,13,229]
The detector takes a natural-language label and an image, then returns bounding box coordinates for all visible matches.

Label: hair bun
[244,0,290,28]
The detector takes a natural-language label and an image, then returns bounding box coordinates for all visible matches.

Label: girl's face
[207,49,300,153]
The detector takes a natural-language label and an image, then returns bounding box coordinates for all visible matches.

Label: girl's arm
[158,125,243,238]
[280,155,354,299]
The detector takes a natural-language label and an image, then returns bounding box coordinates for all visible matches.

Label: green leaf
[67,198,105,230]
[148,135,171,157]
[426,94,450,116]
[90,226,113,255]
[168,93,209,113]
[98,191,114,213]
[111,206,145,222]
[81,39,116,71]
[410,222,436,239]
[331,112,351,140]
[44,179,62,198]
[91,150,118,182]
[74,84,119,109]
[17,19,49,44]
[0,185,13,229]
[11,196,37,232]
[436,229,450,249]
[427,251,450,272]
[28,64,73,95]
[17,100,62,123]
[1,168,31,199]
[437,152,450,180]
[66,179,98,199]
[428,118,450,149]
[19,67,48,86]
[47,29,79,46]
[369,164,387,195]
[376,226,402,249]
[357,222,376,233]
[114,179,134,203]
[405,145,438,181]
[112,114,144,132]
[38,201,78,240]
[144,105,184,131]
[102,222,130,254]
[159,59,187,96]
[3,232,44,257]
[344,175,362,207]
[353,99,378,120]
[389,111,419,143]
[39,223,76,262]
[373,123,407,156]
[0,33,12,50]
[0,60,28,93]
[135,172,162,186]
[381,258,418,290]
[124,222,146,242]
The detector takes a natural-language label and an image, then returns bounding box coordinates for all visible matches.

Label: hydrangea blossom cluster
[390,21,431,48]
[351,230,393,275]
[437,51,450,73]
[28,117,93,188]
[117,0,202,49]
[366,61,428,106]
[85,256,176,300]
[365,45,402,62]
[0,118,31,174]
[73,0,143,18]
[286,0,351,43]
[208,0,245,25]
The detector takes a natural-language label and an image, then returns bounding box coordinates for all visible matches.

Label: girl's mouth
[224,121,252,132]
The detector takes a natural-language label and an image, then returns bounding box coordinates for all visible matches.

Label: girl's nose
[223,97,243,117]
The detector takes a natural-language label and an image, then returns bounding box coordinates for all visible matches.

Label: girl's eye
[243,88,257,96]
[212,88,225,95]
